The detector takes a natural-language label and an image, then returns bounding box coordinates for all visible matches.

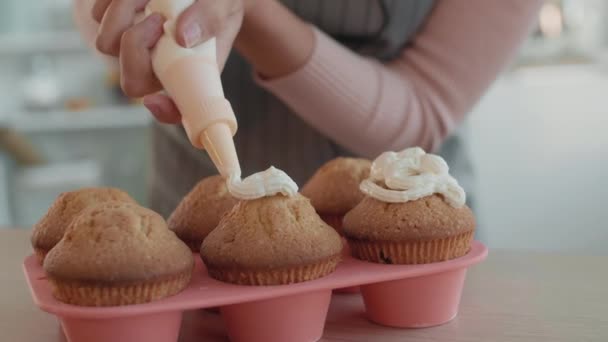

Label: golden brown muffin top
[168,175,239,244]
[343,195,475,241]
[301,157,371,215]
[44,201,193,283]
[201,194,342,270]
[31,187,136,251]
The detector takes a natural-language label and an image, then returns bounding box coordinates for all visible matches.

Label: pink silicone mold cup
[334,239,360,294]
[24,242,487,342]
[335,285,360,294]
[60,311,182,342]
[361,268,467,328]
[221,290,331,342]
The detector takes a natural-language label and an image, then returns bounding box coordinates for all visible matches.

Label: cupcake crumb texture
[301,157,371,214]
[344,194,475,242]
[201,194,342,271]
[168,175,239,249]
[31,187,136,254]
[44,201,193,284]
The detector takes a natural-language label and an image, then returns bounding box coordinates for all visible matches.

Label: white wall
[0,154,12,226]
[469,64,608,254]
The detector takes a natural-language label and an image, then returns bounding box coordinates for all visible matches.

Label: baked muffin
[168,175,239,251]
[201,194,342,285]
[344,195,475,264]
[31,187,136,263]
[301,157,371,234]
[343,148,475,264]
[44,201,193,306]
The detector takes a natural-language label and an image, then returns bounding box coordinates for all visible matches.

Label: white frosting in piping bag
[227,166,299,200]
[360,147,466,207]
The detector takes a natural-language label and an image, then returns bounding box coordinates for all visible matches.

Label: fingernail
[182,23,202,48]
[144,100,161,116]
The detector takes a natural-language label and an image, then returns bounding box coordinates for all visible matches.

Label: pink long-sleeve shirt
[256,0,542,156]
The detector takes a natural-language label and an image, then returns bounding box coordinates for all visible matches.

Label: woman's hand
[92,0,248,123]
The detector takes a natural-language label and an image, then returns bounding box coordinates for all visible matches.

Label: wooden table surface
[1,229,607,342]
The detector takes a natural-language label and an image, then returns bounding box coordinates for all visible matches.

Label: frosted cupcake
[301,157,371,234]
[343,148,475,264]
[168,175,239,251]
[31,187,136,263]
[44,201,193,306]
[201,167,343,285]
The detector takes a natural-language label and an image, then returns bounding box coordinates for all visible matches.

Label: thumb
[176,0,236,48]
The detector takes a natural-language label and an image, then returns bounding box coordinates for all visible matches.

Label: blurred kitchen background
[0,0,606,254]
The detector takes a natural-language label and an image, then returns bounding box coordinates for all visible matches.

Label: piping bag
[145,0,241,179]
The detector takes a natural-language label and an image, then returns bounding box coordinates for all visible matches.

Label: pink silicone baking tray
[24,241,488,342]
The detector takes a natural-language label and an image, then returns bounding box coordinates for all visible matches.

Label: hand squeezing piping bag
[145,0,241,179]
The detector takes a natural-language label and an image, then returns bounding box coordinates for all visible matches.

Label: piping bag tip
[200,122,241,179]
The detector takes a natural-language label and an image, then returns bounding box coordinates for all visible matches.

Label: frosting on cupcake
[227,166,298,200]
[360,147,465,207]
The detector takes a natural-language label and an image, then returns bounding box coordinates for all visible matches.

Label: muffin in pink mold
[44,201,193,306]
[343,148,475,265]
[201,194,342,285]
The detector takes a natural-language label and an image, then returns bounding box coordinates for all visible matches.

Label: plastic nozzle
[200,123,241,178]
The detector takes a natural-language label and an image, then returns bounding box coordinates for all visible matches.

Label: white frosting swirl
[360,147,466,207]
[227,166,298,200]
